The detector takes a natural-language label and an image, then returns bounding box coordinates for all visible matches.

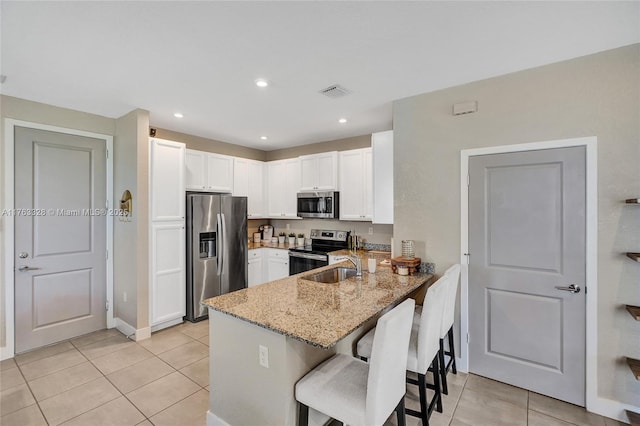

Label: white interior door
[468,146,586,406]
[14,127,107,353]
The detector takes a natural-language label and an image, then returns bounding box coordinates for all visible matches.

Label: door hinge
[466,333,469,343]
[106,250,109,260]
[105,301,110,311]
[467,174,470,186]
[106,149,109,158]
[584,286,587,294]
[464,253,470,264]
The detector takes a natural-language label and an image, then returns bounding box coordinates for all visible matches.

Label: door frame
[2,118,114,359]
[460,136,598,409]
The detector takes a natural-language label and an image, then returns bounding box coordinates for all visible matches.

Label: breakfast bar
[203,260,433,426]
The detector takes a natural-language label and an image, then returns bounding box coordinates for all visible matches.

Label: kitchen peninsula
[203,259,433,426]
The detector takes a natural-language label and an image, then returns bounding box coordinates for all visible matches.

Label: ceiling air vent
[319,84,350,98]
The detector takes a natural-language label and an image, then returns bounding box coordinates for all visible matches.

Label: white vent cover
[319,84,350,98]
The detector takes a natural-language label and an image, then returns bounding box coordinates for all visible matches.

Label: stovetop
[289,229,349,255]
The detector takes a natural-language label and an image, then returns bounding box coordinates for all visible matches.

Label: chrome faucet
[337,252,362,277]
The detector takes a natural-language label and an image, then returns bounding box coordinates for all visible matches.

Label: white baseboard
[588,396,639,424]
[206,410,230,426]
[150,317,184,333]
[0,345,14,361]
[115,317,151,342]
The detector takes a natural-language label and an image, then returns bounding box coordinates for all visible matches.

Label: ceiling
[1,1,638,150]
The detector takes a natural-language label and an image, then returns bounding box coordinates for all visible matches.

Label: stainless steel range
[288,229,349,275]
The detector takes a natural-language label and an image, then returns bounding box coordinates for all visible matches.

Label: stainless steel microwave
[297,191,339,219]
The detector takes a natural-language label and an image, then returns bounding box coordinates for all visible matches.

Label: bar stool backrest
[366,298,416,426]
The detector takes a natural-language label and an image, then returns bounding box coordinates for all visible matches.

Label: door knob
[18,252,29,259]
[18,266,40,272]
[555,284,581,293]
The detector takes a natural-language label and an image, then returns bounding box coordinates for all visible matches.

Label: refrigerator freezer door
[187,193,221,321]
[220,196,248,294]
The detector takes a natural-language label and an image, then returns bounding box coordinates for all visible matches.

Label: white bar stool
[438,264,461,395]
[356,275,449,425]
[295,298,415,426]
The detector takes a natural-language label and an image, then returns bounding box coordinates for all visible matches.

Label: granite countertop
[203,260,433,349]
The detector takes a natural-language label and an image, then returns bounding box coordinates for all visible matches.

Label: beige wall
[153,127,266,161]
[0,95,115,350]
[265,134,371,161]
[114,109,150,330]
[393,44,640,405]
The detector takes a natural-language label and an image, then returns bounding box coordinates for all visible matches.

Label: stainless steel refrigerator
[186,192,247,322]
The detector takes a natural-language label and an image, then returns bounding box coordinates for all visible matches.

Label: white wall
[393,44,639,406]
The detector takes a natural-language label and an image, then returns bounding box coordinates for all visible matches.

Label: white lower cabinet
[267,248,290,281]
[248,248,290,286]
[150,222,185,326]
[248,249,264,287]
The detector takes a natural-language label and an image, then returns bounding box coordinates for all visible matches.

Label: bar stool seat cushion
[296,354,368,425]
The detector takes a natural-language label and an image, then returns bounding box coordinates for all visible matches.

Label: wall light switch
[123,292,127,302]
[368,227,373,235]
[259,345,269,368]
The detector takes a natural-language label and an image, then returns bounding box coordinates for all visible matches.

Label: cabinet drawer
[248,249,262,259]
[268,249,288,259]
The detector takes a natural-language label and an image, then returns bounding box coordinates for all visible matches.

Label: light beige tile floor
[0,320,628,425]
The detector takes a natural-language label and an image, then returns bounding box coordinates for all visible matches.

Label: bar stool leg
[448,327,457,374]
[298,402,309,426]
[395,397,407,426]
[417,373,430,426]
[438,338,448,395]
[433,355,443,414]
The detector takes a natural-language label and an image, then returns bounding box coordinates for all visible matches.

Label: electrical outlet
[259,345,269,368]
[286,223,290,230]
[123,292,127,302]
[368,227,373,235]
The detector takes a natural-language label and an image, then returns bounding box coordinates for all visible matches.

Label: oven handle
[288,252,328,261]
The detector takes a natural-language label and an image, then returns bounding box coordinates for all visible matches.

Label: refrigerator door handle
[216,213,223,276]
[221,213,227,277]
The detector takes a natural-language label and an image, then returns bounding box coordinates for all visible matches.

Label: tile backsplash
[249,218,393,245]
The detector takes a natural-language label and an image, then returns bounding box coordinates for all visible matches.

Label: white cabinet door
[185,149,207,191]
[150,222,185,325]
[339,148,372,221]
[267,158,300,218]
[266,249,289,281]
[299,151,338,191]
[372,130,394,224]
[363,148,373,220]
[248,249,264,287]
[150,138,185,221]
[234,159,265,218]
[207,153,234,192]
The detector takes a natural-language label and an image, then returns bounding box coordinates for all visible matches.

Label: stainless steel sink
[302,267,358,284]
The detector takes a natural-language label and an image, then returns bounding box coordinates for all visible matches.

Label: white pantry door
[468,146,586,406]
[14,127,107,353]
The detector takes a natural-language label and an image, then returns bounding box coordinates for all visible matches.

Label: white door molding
[460,137,599,410]
[2,119,114,360]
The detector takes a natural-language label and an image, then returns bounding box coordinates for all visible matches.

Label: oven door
[289,252,328,275]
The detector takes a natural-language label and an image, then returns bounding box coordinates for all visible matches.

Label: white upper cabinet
[233,158,265,218]
[207,153,234,193]
[185,149,207,190]
[185,149,234,193]
[299,151,338,191]
[150,138,185,221]
[339,148,373,221]
[267,158,301,218]
[372,130,394,224]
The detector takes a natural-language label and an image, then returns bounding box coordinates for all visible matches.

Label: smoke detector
[319,84,350,98]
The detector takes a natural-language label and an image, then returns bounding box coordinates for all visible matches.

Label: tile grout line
[448,373,469,425]
[5,362,48,425]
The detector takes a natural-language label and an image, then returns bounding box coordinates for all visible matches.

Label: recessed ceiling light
[255,79,269,88]
[174,112,184,118]
[260,136,268,140]
[338,118,348,124]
